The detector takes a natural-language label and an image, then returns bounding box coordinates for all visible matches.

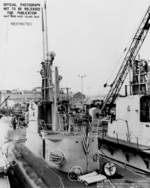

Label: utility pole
[78,74,86,107]
[61,87,71,131]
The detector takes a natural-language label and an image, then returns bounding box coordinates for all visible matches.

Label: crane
[101,6,150,114]
[0,96,10,108]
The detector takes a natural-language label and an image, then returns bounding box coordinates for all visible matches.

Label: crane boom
[101,6,150,113]
[0,96,10,108]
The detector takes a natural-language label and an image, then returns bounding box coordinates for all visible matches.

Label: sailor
[12,116,17,130]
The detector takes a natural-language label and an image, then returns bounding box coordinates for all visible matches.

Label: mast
[41,7,45,61]
[41,0,48,61]
[53,67,59,131]
[44,0,49,58]
[40,0,55,130]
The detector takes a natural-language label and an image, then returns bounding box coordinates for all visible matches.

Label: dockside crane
[0,96,10,108]
[101,6,150,114]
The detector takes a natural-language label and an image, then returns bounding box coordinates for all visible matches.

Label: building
[71,92,86,108]
[0,87,41,108]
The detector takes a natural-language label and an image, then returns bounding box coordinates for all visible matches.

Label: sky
[0,0,150,95]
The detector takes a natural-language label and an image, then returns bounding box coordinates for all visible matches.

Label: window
[140,96,150,122]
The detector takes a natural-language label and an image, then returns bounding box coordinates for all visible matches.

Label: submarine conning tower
[38,51,55,131]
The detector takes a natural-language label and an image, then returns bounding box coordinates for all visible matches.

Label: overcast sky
[0,0,150,95]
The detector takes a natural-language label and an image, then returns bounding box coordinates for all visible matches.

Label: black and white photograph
[0,0,150,187]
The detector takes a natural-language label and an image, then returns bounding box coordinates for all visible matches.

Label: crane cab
[108,95,150,146]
